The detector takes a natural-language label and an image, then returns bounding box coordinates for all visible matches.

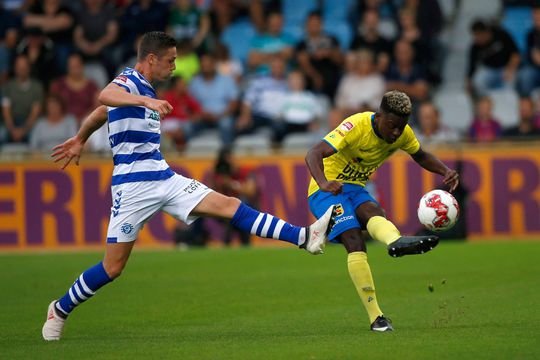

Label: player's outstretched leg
[192,192,334,254]
[230,202,335,254]
[365,215,439,258]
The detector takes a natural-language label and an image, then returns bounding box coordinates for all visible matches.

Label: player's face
[376,112,408,144]
[153,47,177,81]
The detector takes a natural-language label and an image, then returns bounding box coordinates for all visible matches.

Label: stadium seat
[433,90,474,133]
[220,18,257,64]
[322,0,356,23]
[502,7,533,55]
[323,20,353,50]
[84,62,109,89]
[233,131,272,156]
[281,132,319,153]
[184,130,223,157]
[282,0,318,25]
[488,88,519,127]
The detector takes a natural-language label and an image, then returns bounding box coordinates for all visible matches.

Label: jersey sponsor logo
[334,203,344,217]
[334,215,354,225]
[182,179,206,194]
[121,222,134,235]
[336,129,346,137]
[335,163,377,182]
[341,121,354,131]
[116,75,128,83]
[148,110,160,121]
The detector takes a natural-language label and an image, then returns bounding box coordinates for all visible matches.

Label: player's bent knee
[103,261,126,279]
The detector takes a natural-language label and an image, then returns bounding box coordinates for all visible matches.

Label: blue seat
[502,7,533,56]
[282,0,318,27]
[322,0,356,23]
[323,21,353,50]
[220,18,257,64]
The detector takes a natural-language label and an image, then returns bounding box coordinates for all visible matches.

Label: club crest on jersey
[121,222,134,235]
[334,203,344,216]
[340,121,354,131]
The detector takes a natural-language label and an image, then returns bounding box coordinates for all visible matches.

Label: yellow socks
[347,252,383,323]
[366,216,401,245]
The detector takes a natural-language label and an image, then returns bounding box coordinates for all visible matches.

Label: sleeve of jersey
[401,125,421,154]
[111,74,136,93]
[322,119,357,152]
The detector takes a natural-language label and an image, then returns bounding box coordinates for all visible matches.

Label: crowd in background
[1,0,540,156]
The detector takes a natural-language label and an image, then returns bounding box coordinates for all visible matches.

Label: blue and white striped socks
[230,203,306,245]
[55,262,112,317]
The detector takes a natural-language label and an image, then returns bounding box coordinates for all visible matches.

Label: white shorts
[106,174,213,243]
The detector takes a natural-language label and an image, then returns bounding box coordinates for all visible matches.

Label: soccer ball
[417,190,459,231]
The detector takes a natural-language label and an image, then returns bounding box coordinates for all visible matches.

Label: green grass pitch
[1,241,539,359]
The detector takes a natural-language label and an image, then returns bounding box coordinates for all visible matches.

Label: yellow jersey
[308,112,420,196]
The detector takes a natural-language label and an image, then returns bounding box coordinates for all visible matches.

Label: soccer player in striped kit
[42,32,334,341]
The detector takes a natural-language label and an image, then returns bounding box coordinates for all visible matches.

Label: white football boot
[42,301,66,341]
[301,205,335,255]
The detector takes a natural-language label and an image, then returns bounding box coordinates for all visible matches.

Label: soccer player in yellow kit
[306,91,459,331]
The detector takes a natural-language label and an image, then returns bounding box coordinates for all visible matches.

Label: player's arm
[305,141,342,195]
[51,105,108,170]
[410,147,459,192]
[98,83,173,118]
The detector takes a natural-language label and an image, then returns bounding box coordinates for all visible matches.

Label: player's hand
[443,169,459,192]
[51,135,84,170]
[144,98,173,118]
[320,180,343,195]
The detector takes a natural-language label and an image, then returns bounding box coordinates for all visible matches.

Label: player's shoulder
[340,112,374,133]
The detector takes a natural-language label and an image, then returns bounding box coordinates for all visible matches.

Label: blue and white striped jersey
[108,68,174,186]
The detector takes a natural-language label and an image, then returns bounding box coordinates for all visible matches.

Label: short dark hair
[307,10,322,19]
[471,19,489,33]
[380,90,412,118]
[138,31,177,61]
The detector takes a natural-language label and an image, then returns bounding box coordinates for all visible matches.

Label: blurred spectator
[208,146,259,246]
[49,53,99,123]
[397,7,435,83]
[1,55,43,144]
[15,28,56,88]
[402,0,442,40]
[468,96,502,142]
[188,53,238,144]
[275,71,321,143]
[212,0,270,33]
[467,20,520,96]
[350,9,393,73]
[118,0,168,64]
[168,0,210,52]
[296,11,343,100]
[23,0,74,73]
[215,42,243,83]
[29,94,77,152]
[402,0,443,83]
[162,76,202,149]
[333,49,385,125]
[0,7,20,85]
[237,56,288,135]
[414,102,459,145]
[247,10,295,74]
[517,5,540,96]
[73,0,119,78]
[172,39,200,83]
[385,40,429,112]
[502,97,540,139]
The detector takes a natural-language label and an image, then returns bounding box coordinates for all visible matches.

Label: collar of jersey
[126,67,154,90]
[371,114,384,140]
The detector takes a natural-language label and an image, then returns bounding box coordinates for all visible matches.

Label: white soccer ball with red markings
[417,190,459,231]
